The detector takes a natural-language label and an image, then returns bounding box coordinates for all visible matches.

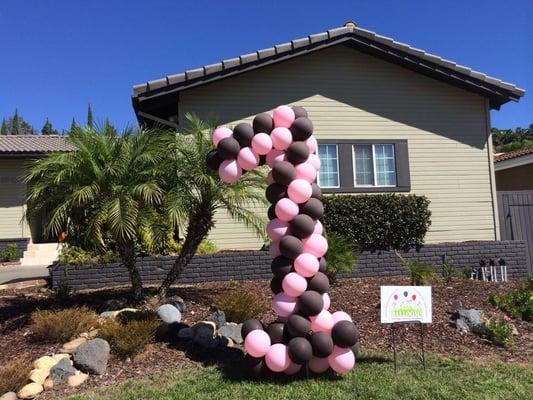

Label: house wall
[177,45,496,250]
[0,158,30,239]
[496,164,533,191]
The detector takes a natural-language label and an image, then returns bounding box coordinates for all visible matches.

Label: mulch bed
[1,277,532,398]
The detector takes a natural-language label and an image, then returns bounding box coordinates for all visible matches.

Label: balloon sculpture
[206,105,359,376]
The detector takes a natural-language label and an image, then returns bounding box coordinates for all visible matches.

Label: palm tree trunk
[158,207,214,299]
[119,239,144,301]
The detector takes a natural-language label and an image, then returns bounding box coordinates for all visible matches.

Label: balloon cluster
[206,105,359,376]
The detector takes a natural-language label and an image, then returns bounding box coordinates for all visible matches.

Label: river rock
[50,358,77,384]
[454,309,483,334]
[60,337,87,353]
[72,338,110,375]
[157,304,182,324]
[52,353,71,363]
[43,378,54,390]
[28,368,48,385]
[218,322,243,344]
[206,310,226,328]
[167,296,186,313]
[17,383,43,399]
[33,356,57,372]
[0,392,17,400]
[67,372,88,387]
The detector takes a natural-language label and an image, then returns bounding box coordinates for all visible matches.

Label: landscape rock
[33,355,57,372]
[28,368,48,385]
[0,392,17,400]
[177,327,194,339]
[60,337,87,354]
[52,353,71,363]
[167,296,186,313]
[99,308,138,319]
[192,322,218,348]
[43,378,54,390]
[72,338,110,375]
[17,383,43,399]
[157,304,182,324]
[67,372,88,387]
[218,322,243,344]
[206,310,226,328]
[454,309,484,334]
[50,358,77,384]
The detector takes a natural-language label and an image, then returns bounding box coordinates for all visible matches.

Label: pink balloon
[275,198,299,222]
[308,153,321,170]
[271,127,293,150]
[267,171,275,184]
[244,329,271,358]
[269,241,281,257]
[322,293,331,310]
[328,346,355,374]
[282,272,307,297]
[287,179,312,204]
[309,356,329,373]
[284,360,302,375]
[212,127,233,146]
[265,343,290,372]
[251,133,272,155]
[305,136,318,153]
[267,218,289,241]
[332,311,353,324]
[310,310,334,334]
[218,159,242,184]
[295,162,317,183]
[273,105,295,128]
[237,146,259,171]
[313,220,323,235]
[293,253,319,277]
[272,292,298,317]
[266,149,286,168]
[302,234,328,257]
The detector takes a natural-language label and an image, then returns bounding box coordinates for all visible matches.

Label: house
[131,22,525,251]
[494,147,533,191]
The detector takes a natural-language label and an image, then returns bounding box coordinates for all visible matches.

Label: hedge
[322,194,431,250]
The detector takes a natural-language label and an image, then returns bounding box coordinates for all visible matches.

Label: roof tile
[494,147,533,162]
[0,135,76,154]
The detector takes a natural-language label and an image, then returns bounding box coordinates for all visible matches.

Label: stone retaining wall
[50,240,529,290]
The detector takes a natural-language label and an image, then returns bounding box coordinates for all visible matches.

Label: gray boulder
[218,322,243,344]
[454,309,484,334]
[157,304,182,324]
[72,338,110,375]
[50,358,77,384]
[167,296,186,313]
[206,310,226,328]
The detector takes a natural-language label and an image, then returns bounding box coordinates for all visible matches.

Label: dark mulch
[0,277,531,398]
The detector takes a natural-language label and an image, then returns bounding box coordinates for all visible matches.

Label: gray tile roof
[132,23,525,104]
[0,135,76,154]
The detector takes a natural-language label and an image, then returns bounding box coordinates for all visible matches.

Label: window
[317,144,340,188]
[353,144,397,187]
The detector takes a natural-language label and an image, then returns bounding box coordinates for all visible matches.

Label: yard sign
[380,286,432,323]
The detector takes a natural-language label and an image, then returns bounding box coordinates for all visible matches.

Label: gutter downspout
[485,98,500,240]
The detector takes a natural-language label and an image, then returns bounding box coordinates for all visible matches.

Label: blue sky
[1,0,531,132]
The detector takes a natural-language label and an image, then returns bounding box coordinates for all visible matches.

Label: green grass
[66,352,532,400]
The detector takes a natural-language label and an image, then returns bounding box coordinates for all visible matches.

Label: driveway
[0,264,49,284]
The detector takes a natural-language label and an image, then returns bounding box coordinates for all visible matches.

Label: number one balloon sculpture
[206,105,359,376]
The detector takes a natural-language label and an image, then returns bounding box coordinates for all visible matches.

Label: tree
[157,114,267,298]
[492,124,533,152]
[70,118,77,132]
[12,109,20,135]
[87,104,93,128]
[0,119,7,135]
[41,118,54,135]
[24,126,166,300]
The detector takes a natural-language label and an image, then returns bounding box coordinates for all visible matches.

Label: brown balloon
[309,331,334,358]
[233,123,255,146]
[272,161,296,186]
[287,314,311,337]
[299,198,324,220]
[206,150,223,171]
[271,256,293,278]
[265,183,287,204]
[245,354,264,376]
[292,105,308,119]
[270,276,283,294]
[307,272,330,294]
[332,320,359,348]
[318,257,327,273]
[253,112,274,134]
[217,137,241,160]
[298,290,324,317]
[289,214,315,239]
[288,337,313,364]
[311,183,322,199]
[267,205,277,220]
[290,117,314,141]
[241,319,264,339]
[286,142,310,165]
[279,235,303,259]
[266,321,288,344]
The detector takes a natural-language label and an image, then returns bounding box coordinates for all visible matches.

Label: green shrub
[324,232,359,283]
[488,278,533,322]
[441,262,460,283]
[0,243,20,262]
[0,353,32,394]
[30,306,99,343]
[483,318,514,347]
[58,245,120,265]
[215,288,268,323]
[173,238,218,255]
[323,194,431,250]
[396,252,436,285]
[99,313,160,358]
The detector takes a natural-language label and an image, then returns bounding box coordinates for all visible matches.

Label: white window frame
[317,144,340,189]
[353,144,397,188]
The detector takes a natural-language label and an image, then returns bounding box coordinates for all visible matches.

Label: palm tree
[157,114,268,298]
[24,126,165,300]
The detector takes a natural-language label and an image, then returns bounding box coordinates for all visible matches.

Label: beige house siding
[177,45,496,250]
[0,158,30,239]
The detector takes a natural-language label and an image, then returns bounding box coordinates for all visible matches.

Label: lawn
[65,352,532,400]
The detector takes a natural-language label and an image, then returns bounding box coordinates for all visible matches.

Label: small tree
[11,109,20,135]
[87,104,93,128]
[0,119,8,135]
[41,118,53,135]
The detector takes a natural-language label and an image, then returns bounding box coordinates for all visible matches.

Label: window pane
[354,145,374,186]
[374,144,396,186]
[317,144,339,188]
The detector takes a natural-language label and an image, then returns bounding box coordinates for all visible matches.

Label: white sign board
[380,286,432,324]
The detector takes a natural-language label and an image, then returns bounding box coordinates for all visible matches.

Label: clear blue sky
[1,0,531,132]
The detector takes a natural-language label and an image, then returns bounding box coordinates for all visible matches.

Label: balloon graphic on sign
[207,105,359,377]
